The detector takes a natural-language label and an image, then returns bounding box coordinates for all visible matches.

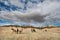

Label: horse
[11,28,17,33]
[31,28,36,32]
[18,28,23,34]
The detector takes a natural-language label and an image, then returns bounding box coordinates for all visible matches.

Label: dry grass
[0,27,60,40]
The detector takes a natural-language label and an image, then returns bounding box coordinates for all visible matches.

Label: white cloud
[9,0,24,8]
[0,0,60,26]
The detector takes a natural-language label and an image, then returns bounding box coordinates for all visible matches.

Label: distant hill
[0,25,59,29]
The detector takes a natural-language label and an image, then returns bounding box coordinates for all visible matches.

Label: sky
[0,0,60,27]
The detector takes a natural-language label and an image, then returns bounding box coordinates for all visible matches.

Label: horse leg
[16,29,19,34]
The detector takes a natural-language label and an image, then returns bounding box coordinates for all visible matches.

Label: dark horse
[31,28,36,32]
[16,28,19,34]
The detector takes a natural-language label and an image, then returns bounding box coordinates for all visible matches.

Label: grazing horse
[19,28,23,34]
[31,28,36,32]
[11,28,17,33]
[43,29,47,32]
[11,27,23,34]
[45,29,47,32]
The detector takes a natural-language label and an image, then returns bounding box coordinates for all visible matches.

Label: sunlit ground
[0,27,60,40]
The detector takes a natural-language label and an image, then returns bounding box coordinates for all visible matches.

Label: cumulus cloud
[0,11,48,23]
[0,0,60,26]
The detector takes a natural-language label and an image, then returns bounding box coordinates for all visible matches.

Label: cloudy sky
[0,0,60,27]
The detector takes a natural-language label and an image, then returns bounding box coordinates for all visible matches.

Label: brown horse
[11,28,17,33]
[44,29,47,32]
[31,28,36,32]
[19,28,23,34]
[11,27,24,34]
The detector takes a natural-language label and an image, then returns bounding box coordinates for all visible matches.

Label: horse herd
[11,27,48,34]
[11,27,36,34]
